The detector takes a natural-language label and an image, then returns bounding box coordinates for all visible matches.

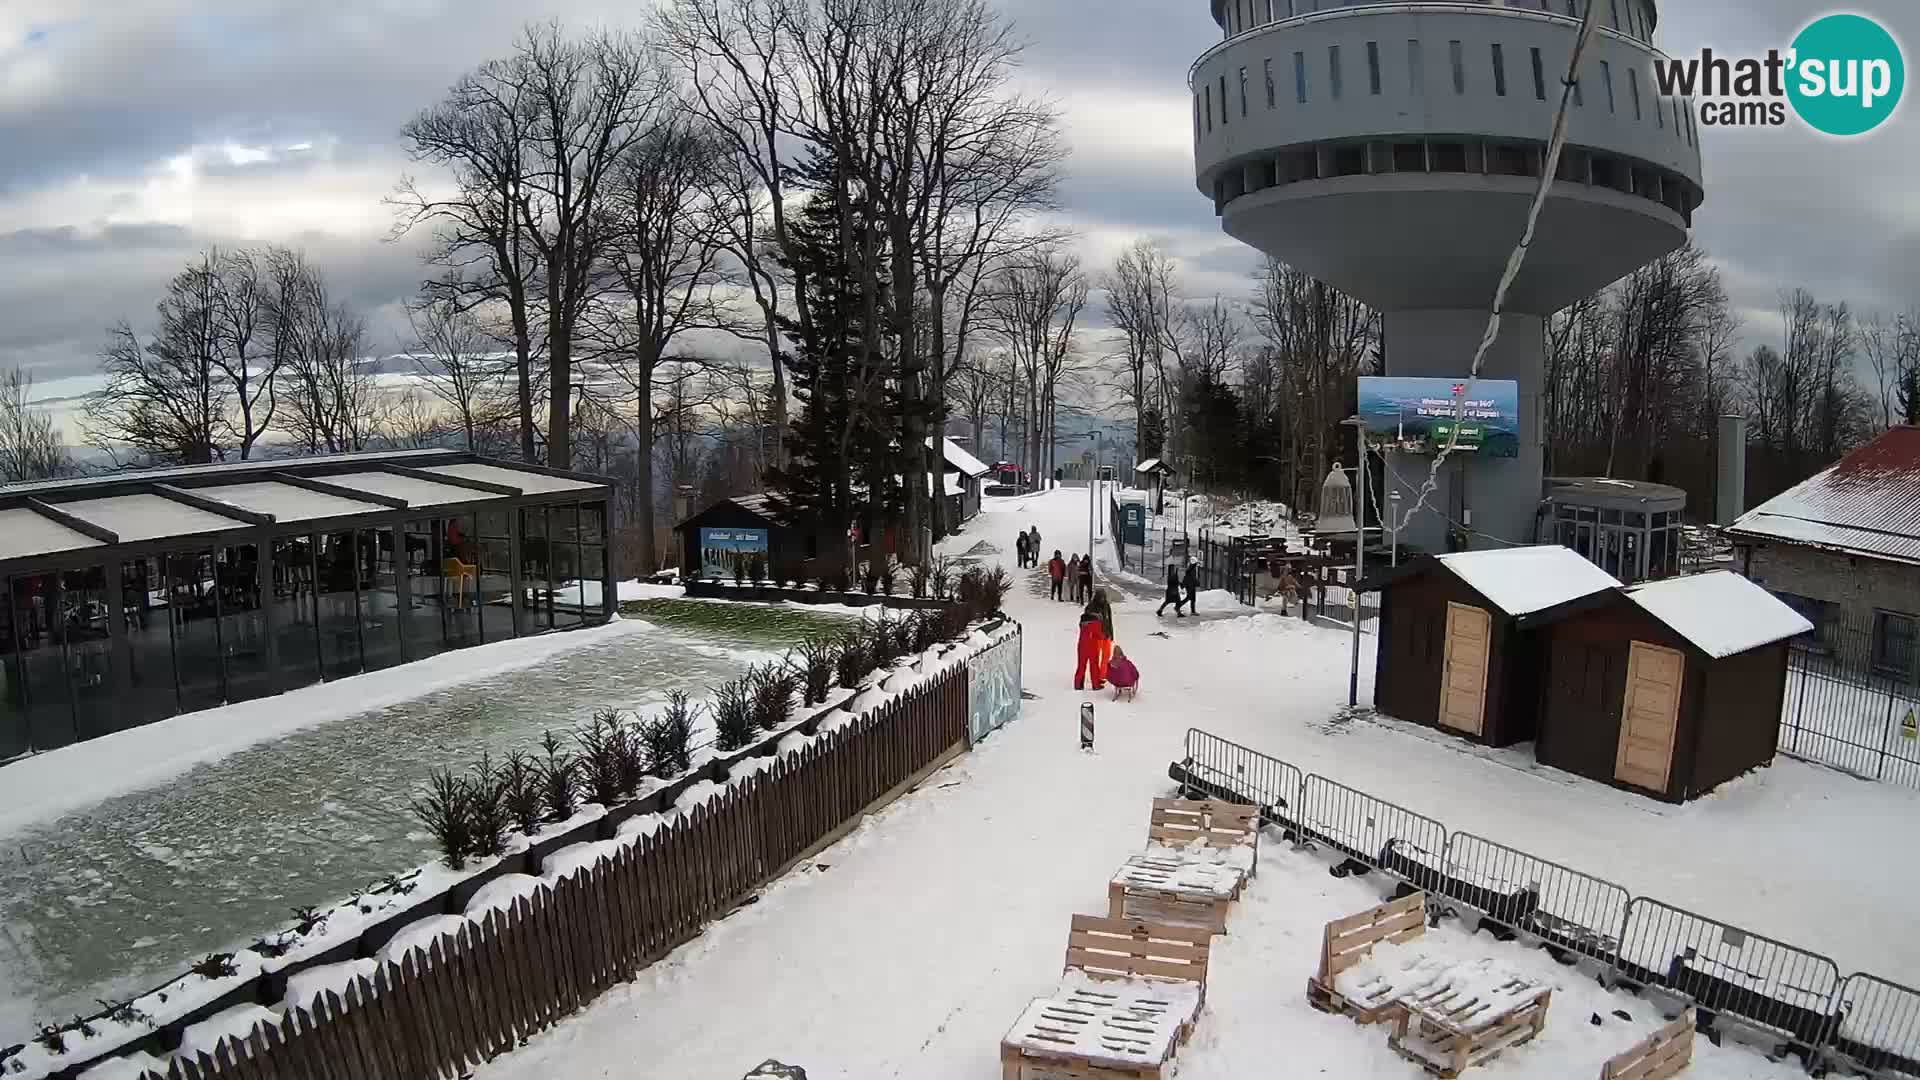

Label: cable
[1392,0,1605,540]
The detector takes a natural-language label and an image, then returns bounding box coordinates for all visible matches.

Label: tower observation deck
[1191,0,1703,552]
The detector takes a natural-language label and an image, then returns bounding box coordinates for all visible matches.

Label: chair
[441,558,477,610]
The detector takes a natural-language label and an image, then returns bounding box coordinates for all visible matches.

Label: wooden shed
[1520,570,1814,802]
[1366,546,1622,748]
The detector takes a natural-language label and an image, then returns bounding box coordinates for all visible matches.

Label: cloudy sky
[1,0,1914,419]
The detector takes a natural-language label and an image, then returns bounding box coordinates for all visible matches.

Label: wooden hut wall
[1376,569,1530,745]
[1539,601,1708,802]
[1687,643,1790,795]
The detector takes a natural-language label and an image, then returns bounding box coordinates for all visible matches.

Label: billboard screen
[698,527,769,579]
[1357,377,1520,458]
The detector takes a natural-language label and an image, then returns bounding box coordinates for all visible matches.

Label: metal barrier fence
[1177,726,1916,1075]
[1831,973,1920,1077]
[1778,611,1920,790]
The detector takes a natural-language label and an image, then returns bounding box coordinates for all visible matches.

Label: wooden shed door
[1439,602,1491,735]
[1615,641,1684,792]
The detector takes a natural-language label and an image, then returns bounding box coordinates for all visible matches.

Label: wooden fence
[130,662,971,1080]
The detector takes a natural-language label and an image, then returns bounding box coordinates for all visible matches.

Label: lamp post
[1340,416,1366,709]
[1389,488,1401,567]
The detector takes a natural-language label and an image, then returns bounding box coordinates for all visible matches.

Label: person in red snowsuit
[1047,551,1066,601]
[1074,599,1108,690]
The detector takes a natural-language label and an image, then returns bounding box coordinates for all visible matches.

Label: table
[1107,853,1245,934]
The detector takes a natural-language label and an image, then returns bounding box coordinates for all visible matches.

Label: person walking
[1028,526,1041,561]
[1092,588,1116,683]
[1183,560,1200,613]
[1014,531,1029,568]
[1047,550,1066,601]
[1275,565,1301,615]
[1074,598,1108,691]
[1066,555,1081,601]
[1156,563,1186,618]
[1076,555,1094,605]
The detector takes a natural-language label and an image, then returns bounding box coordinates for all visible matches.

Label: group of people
[1073,587,1138,696]
[1156,561,1203,618]
[1012,525,1043,568]
[1044,551,1095,603]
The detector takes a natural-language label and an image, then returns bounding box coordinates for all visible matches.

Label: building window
[1531,48,1547,100]
[1220,74,1229,124]
[1407,39,1423,93]
[1601,60,1615,111]
[1240,66,1249,116]
[1265,0,1275,23]
[1266,58,1276,107]
[1204,84,1213,131]
[1609,0,1621,28]
[1367,41,1381,95]
[1195,95,1203,140]
[1329,45,1343,99]
[1491,43,1507,96]
[1238,0,1247,33]
[1772,591,1829,650]
[1874,610,1917,680]
[1295,50,1308,103]
[1629,66,1643,118]
[1449,40,1465,94]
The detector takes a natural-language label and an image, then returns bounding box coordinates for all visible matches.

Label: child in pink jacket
[1106,647,1140,700]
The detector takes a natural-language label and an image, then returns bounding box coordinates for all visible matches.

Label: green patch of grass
[617,598,857,645]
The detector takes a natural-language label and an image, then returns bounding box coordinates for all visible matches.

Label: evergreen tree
[765,146,906,545]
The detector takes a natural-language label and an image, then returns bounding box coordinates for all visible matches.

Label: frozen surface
[1437,544,1621,615]
[1626,570,1814,658]
[463,490,1883,1080]
[0,607,792,1037]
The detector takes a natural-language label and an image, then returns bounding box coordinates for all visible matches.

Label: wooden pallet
[1306,890,1428,1023]
[1146,798,1260,877]
[1601,1008,1696,1080]
[1107,855,1242,934]
[1386,987,1552,1078]
[1000,1040,1164,1080]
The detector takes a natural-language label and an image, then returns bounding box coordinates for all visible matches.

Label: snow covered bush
[189,952,238,980]
[501,751,546,836]
[712,679,757,751]
[791,636,837,705]
[411,768,476,869]
[465,754,510,860]
[835,628,871,689]
[751,664,797,731]
[645,692,699,778]
[539,732,580,823]
[574,711,641,808]
[910,610,938,653]
[910,561,930,598]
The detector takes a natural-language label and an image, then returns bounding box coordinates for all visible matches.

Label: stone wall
[1744,542,1920,632]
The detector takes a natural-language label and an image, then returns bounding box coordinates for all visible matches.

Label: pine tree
[765,146,908,546]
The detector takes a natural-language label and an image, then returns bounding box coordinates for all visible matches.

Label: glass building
[0,451,615,759]
[1544,476,1686,584]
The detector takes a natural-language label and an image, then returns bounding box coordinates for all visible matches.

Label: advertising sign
[1357,377,1521,458]
[698,527,769,579]
[1121,502,1147,545]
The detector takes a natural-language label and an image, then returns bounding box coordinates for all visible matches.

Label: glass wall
[315,531,363,679]
[552,504,584,630]
[442,515,481,647]
[270,536,322,691]
[13,574,74,750]
[63,566,117,741]
[170,551,224,712]
[121,556,177,726]
[359,528,404,671]
[402,520,447,660]
[0,591,22,760]
[521,507,553,632]
[476,511,514,643]
[217,543,272,704]
[582,501,608,619]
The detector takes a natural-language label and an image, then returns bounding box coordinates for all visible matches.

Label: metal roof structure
[932,437,990,478]
[1726,426,1920,566]
[1547,476,1688,511]
[0,450,614,574]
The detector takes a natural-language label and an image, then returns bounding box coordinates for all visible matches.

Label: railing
[1172,726,1918,1074]
[1778,608,1920,790]
[46,631,1019,1080]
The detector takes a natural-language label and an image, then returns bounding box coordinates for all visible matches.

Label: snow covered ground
[464,487,1917,1079]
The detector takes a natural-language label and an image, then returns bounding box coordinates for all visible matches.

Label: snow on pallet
[1000,917,1212,1080]
[1142,797,1260,877]
[1108,855,1242,934]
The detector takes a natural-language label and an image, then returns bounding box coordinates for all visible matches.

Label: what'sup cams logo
[1654,13,1905,136]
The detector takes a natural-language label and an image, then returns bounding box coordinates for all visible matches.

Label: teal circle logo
[1786,13,1905,136]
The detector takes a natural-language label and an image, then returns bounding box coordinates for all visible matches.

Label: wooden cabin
[1519,570,1813,802]
[1366,546,1622,747]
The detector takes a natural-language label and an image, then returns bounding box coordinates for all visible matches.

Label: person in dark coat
[1156,563,1185,617]
[1183,561,1200,612]
[1066,554,1081,601]
[1075,555,1094,602]
[1014,531,1029,568]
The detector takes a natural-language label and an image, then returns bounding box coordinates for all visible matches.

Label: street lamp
[1340,416,1366,709]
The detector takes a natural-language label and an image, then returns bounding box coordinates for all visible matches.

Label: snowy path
[472,489,1912,1078]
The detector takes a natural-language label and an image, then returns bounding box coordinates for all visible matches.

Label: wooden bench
[1307,890,1429,1023]
[1000,915,1212,1080]
[1144,797,1259,879]
[1600,1008,1696,1080]
[1107,854,1242,934]
[1386,977,1552,1077]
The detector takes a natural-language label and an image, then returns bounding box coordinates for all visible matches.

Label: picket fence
[84,653,976,1080]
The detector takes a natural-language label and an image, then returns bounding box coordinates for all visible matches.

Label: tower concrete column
[1381,309,1546,553]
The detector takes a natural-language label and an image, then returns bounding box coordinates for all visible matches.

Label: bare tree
[586,114,737,570]
[395,51,545,462]
[1863,308,1920,428]
[208,249,282,459]
[1250,257,1378,510]
[279,269,379,454]
[405,298,508,451]
[1104,240,1179,459]
[382,388,449,449]
[0,366,70,482]
[984,244,1087,482]
[84,256,228,465]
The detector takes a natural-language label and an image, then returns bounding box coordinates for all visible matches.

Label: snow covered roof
[63,494,247,542]
[424,462,604,494]
[322,471,509,508]
[1135,458,1173,474]
[1434,545,1622,616]
[198,481,388,523]
[1623,570,1814,658]
[0,507,104,560]
[929,436,990,477]
[1727,426,1920,565]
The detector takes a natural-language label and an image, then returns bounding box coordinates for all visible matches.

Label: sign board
[1904,709,1917,740]
[698,527,768,579]
[1121,502,1147,545]
[1357,376,1521,458]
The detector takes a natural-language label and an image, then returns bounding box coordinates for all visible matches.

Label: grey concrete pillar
[1716,414,1748,526]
